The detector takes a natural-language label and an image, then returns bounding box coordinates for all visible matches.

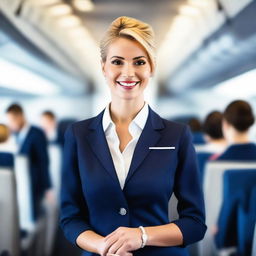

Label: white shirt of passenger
[16,123,30,152]
[102,101,149,189]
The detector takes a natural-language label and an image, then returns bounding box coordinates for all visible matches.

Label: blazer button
[119,207,127,216]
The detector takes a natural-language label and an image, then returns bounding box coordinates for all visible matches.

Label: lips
[116,81,140,89]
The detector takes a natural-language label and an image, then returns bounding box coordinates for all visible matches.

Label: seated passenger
[188,117,205,145]
[200,111,227,154]
[214,100,256,161]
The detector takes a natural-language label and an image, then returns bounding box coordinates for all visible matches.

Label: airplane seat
[215,170,256,255]
[237,185,256,256]
[43,144,62,256]
[0,251,11,256]
[252,223,256,256]
[14,155,48,256]
[192,131,205,145]
[196,152,213,182]
[48,143,62,199]
[14,155,35,253]
[0,167,20,256]
[0,152,14,168]
[199,161,256,256]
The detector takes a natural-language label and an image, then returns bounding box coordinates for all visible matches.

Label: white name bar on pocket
[149,147,175,149]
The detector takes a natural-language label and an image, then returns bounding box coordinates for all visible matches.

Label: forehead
[7,112,21,118]
[107,37,148,59]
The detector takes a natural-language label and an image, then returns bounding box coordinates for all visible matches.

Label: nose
[122,63,135,77]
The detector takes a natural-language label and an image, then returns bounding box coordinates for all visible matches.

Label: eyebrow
[110,56,147,60]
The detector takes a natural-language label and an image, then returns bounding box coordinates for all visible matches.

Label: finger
[116,245,131,256]
[107,238,123,255]
[102,236,119,256]
[122,253,133,256]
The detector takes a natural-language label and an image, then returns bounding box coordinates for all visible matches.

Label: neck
[19,120,27,131]
[228,131,250,145]
[110,97,145,124]
[210,138,227,145]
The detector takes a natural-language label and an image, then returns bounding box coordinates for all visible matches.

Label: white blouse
[102,101,149,189]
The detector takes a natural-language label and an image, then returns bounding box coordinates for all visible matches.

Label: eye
[135,60,146,65]
[111,59,123,65]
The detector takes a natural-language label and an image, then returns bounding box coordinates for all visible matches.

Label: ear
[101,60,106,76]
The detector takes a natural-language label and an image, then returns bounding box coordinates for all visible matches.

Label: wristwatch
[139,226,148,248]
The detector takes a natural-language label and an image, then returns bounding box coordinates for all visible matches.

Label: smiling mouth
[116,81,140,89]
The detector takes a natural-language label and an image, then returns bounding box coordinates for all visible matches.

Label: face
[6,113,25,132]
[41,115,55,132]
[101,37,152,101]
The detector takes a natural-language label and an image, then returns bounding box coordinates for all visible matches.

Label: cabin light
[179,5,201,16]
[72,0,94,12]
[56,15,81,28]
[37,0,61,6]
[67,26,89,39]
[214,69,256,98]
[47,4,72,16]
[0,59,60,95]
[188,0,216,8]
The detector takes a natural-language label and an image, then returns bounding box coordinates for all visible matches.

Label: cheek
[139,70,151,81]
[105,68,119,81]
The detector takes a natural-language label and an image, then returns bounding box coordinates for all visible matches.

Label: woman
[60,16,206,256]
[214,100,256,249]
[214,100,256,160]
[199,111,227,154]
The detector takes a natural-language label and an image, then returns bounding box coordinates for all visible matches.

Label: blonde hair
[0,124,10,143]
[100,16,156,74]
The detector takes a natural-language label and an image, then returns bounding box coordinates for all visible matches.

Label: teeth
[118,82,138,87]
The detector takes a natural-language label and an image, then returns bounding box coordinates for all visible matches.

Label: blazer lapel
[85,105,165,186]
[86,108,120,183]
[124,106,165,186]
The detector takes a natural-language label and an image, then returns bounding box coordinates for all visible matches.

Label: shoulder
[162,117,187,133]
[155,111,189,139]
[66,111,104,136]
[29,125,46,137]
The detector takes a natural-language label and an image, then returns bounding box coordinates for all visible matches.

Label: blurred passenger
[188,117,205,144]
[213,100,256,251]
[214,100,256,160]
[0,124,14,167]
[199,111,227,154]
[6,103,53,220]
[41,110,58,144]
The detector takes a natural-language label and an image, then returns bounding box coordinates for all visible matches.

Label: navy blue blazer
[19,126,52,220]
[216,143,256,161]
[60,105,207,256]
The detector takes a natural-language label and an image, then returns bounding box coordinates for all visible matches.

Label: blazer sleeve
[171,125,207,246]
[60,124,92,246]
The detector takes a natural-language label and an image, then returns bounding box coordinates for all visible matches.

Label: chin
[120,93,143,101]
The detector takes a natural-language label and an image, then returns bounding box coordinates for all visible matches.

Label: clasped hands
[98,227,143,256]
